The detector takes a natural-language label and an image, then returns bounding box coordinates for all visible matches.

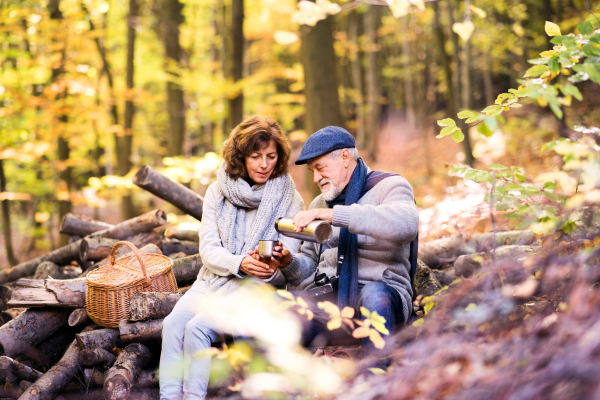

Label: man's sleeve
[331,176,418,243]
[281,240,319,288]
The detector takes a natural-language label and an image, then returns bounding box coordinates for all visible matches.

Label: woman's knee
[184,317,213,346]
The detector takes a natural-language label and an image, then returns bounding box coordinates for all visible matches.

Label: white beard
[319,179,343,201]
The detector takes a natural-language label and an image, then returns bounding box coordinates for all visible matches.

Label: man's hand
[240,256,275,279]
[292,208,334,232]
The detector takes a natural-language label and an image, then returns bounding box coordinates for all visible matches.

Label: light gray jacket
[284,171,418,322]
[193,181,304,295]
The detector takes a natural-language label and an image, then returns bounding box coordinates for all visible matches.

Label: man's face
[307,152,348,201]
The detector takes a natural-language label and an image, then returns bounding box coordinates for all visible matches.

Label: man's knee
[360,281,394,312]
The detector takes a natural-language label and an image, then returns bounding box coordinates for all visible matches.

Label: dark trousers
[292,281,404,355]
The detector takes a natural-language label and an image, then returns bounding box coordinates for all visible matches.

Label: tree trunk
[68,308,91,327]
[300,9,344,198]
[79,348,116,370]
[0,355,44,383]
[129,292,184,321]
[0,240,82,284]
[119,320,163,343]
[118,0,138,221]
[225,0,244,133]
[483,50,494,105]
[59,213,114,237]
[76,328,121,351]
[454,245,539,278]
[8,278,87,308]
[348,10,365,145]
[401,15,415,128]
[363,5,382,159]
[0,309,70,358]
[133,166,204,220]
[0,160,17,267]
[171,254,203,284]
[103,343,151,400]
[155,0,186,156]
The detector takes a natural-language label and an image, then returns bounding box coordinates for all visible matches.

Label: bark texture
[171,255,202,284]
[162,239,199,256]
[88,210,167,240]
[68,308,91,327]
[8,278,87,308]
[414,260,443,298]
[22,326,83,371]
[59,213,114,237]
[103,343,151,400]
[454,245,539,278]
[119,320,163,343]
[79,348,116,370]
[76,328,121,351]
[164,227,199,242]
[79,238,120,263]
[0,355,43,383]
[129,292,183,321]
[133,166,204,221]
[0,309,70,358]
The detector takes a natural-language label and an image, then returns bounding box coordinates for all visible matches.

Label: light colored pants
[159,289,219,400]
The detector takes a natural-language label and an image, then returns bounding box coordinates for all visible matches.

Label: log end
[79,239,90,263]
[104,375,132,400]
[132,165,151,186]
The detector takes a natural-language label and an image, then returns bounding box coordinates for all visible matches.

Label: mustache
[318,179,332,189]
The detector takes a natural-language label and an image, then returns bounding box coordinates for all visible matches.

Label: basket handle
[110,241,151,286]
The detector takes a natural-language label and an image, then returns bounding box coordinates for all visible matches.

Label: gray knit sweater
[193,181,304,295]
[283,170,418,323]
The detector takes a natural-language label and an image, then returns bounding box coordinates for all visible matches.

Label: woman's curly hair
[221,115,291,180]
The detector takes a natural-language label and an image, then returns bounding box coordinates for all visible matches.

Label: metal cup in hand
[259,240,277,259]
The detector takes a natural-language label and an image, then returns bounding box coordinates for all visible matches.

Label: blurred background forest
[0,0,599,267]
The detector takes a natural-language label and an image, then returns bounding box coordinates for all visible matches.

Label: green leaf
[525,65,550,77]
[515,174,526,182]
[452,129,465,142]
[487,164,508,170]
[578,21,593,35]
[543,181,557,190]
[558,84,583,101]
[464,170,478,180]
[548,56,560,73]
[457,110,479,123]
[412,318,424,327]
[478,122,492,137]
[482,104,502,113]
[545,21,561,36]
[437,118,456,127]
[437,125,458,139]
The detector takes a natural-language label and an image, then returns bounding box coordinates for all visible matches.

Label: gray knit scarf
[216,162,295,256]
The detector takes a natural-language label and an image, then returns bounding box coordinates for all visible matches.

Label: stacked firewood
[0,166,203,400]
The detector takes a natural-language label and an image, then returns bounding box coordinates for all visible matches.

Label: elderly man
[280,126,418,351]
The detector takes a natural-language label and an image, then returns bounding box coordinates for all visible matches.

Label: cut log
[172,255,202,284]
[78,243,163,278]
[0,309,70,358]
[0,285,11,311]
[129,292,184,321]
[418,231,537,269]
[0,240,82,285]
[23,326,83,371]
[414,260,443,298]
[119,320,163,343]
[168,252,188,260]
[56,388,159,400]
[59,213,114,237]
[68,308,91,327]
[81,368,158,388]
[164,226,199,242]
[33,262,64,280]
[60,265,82,280]
[0,312,11,326]
[19,337,86,400]
[76,328,121,351]
[88,210,167,240]
[133,166,204,221]
[79,238,120,263]
[454,245,539,278]
[8,278,87,308]
[432,268,455,287]
[162,239,199,256]
[103,343,151,400]
[79,348,116,370]
[0,355,43,383]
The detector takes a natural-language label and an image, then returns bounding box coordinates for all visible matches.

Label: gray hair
[326,147,359,161]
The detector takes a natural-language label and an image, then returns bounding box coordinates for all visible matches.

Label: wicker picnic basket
[85,241,178,328]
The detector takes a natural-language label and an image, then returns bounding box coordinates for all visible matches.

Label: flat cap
[295,126,356,165]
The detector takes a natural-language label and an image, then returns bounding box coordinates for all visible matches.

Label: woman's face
[245,140,278,184]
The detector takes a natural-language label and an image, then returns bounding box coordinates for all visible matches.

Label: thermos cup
[258,240,277,258]
[274,217,333,244]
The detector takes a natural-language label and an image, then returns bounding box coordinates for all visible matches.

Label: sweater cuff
[332,205,352,228]
[228,254,246,278]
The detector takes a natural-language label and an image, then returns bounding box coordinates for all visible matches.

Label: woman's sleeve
[199,185,245,278]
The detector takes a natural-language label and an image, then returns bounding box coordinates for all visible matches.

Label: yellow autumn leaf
[318,300,340,317]
[369,368,386,375]
[452,21,475,41]
[297,296,308,309]
[470,5,486,18]
[545,21,561,37]
[540,50,558,57]
[276,290,295,301]
[306,309,314,320]
[327,317,342,330]
[412,318,425,327]
[352,326,371,338]
[369,329,386,349]
[341,306,355,319]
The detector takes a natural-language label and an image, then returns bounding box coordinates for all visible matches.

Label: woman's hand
[240,256,275,279]
[248,241,286,270]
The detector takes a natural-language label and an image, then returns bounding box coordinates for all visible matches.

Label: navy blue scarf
[325,158,397,309]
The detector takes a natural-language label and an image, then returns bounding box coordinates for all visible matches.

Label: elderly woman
[159,115,304,400]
